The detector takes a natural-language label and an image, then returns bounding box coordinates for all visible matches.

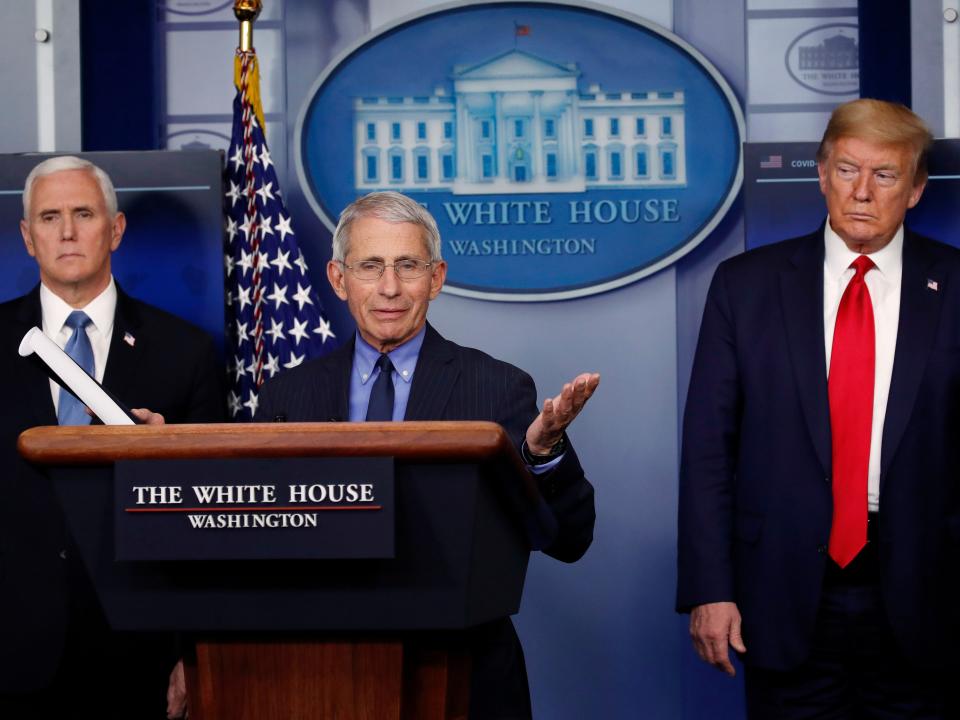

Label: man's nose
[61,215,75,239]
[377,266,401,295]
[852,172,872,201]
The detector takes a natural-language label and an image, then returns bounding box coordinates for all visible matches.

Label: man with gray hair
[256,190,599,719]
[0,155,224,715]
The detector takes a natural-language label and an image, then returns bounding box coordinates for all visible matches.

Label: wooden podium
[19,422,537,720]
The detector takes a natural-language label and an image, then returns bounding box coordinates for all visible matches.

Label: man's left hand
[525,372,600,454]
[166,658,187,719]
[131,408,165,425]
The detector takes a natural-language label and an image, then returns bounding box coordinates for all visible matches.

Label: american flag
[224,49,337,420]
[759,154,783,169]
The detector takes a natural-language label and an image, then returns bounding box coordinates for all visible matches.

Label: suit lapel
[779,232,831,477]
[880,232,943,478]
[16,286,57,426]
[324,338,353,421]
[101,285,145,403]
[405,323,458,420]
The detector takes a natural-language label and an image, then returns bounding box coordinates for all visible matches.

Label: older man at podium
[255,190,599,719]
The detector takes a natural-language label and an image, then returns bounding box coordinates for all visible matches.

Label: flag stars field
[225,48,338,419]
[267,283,289,309]
[263,352,280,378]
[276,214,293,241]
[289,318,310,345]
[243,391,259,416]
[266,318,285,344]
[294,253,309,275]
[271,249,292,275]
[313,317,335,344]
[292,283,313,309]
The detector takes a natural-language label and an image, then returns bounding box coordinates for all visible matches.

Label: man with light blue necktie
[0,156,224,716]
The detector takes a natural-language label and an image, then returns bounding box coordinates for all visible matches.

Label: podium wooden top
[18,421,525,472]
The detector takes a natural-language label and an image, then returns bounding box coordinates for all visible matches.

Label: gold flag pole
[232,0,266,134]
[234,0,262,52]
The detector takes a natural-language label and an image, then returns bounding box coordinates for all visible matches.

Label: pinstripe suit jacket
[257,322,595,718]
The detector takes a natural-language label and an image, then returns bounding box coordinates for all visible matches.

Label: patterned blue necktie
[365,354,395,421]
[58,310,94,426]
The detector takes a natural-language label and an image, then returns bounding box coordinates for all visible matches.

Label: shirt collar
[40,276,117,337]
[823,218,903,283]
[353,325,427,386]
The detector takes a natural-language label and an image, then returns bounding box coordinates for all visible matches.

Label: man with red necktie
[678,99,958,717]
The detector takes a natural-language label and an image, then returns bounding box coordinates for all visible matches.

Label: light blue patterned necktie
[57,310,94,426]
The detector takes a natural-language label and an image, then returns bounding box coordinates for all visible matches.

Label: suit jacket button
[825,476,830,483]
[817,544,827,554]
[59,549,67,560]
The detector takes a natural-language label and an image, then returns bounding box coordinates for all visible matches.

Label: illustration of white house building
[354,50,686,195]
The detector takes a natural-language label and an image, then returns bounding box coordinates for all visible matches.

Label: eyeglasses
[341,259,433,281]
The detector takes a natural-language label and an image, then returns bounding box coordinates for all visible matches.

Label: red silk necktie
[828,254,876,568]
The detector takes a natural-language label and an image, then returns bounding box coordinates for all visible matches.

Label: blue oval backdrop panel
[297,1,744,301]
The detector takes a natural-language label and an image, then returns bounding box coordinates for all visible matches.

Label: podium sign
[114,456,395,561]
[19,422,531,632]
[19,422,534,719]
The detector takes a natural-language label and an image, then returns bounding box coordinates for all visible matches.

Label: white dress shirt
[823,220,902,512]
[40,278,117,413]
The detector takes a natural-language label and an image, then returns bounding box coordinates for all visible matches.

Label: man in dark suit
[678,99,957,718]
[255,190,599,719]
[0,156,223,715]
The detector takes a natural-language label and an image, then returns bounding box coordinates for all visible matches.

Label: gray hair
[332,191,442,263]
[23,155,118,219]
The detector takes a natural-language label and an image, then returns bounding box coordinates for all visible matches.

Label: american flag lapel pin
[927,279,939,292]
[123,332,136,347]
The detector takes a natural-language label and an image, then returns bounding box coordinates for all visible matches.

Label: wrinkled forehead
[346,219,431,259]
[824,135,920,172]
[30,169,107,209]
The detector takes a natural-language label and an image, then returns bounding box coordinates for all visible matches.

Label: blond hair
[817,99,933,183]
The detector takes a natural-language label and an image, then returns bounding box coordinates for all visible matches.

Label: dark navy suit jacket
[257,322,595,719]
[0,284,224,698]
[677,228,960,672]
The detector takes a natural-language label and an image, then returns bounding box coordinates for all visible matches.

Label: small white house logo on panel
[785,24,860,96]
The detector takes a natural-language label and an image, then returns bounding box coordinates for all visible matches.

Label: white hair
[23,155,118,219]
[332,191,442,263]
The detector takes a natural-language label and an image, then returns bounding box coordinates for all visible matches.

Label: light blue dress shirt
[348,327,426,422]
[347,327,561,473]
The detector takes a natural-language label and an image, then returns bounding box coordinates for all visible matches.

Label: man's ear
[907,176,927,210]
[20,219,35,258]
[816,160,828,197]
[110,212,126,252]
[428,260,447,300]
[327,260,348,300]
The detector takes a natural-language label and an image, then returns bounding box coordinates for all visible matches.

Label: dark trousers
[0,630,172,718]
[745,539,947,719]
[0,563,172,719]
[468,619,533,719]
